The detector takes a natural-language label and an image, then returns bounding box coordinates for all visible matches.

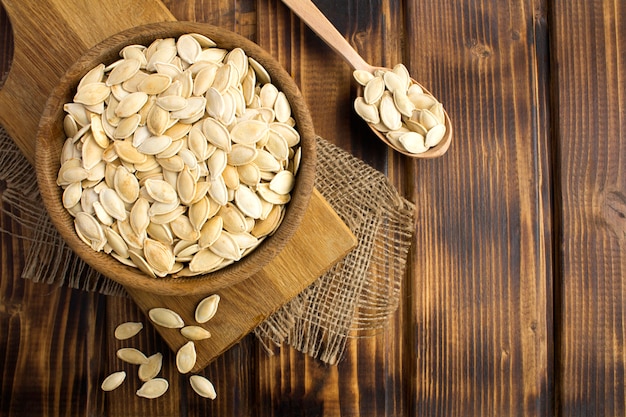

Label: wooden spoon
[280,0,452,158]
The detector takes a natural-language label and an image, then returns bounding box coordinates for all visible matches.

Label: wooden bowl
[35,22,316,296]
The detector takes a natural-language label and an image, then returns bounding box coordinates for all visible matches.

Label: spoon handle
[280,0,374,72]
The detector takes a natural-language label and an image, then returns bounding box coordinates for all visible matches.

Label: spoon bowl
[281,0,452,158]
[356,66,452,158]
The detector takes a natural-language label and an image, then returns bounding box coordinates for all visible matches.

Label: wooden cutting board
[0,0,357,370]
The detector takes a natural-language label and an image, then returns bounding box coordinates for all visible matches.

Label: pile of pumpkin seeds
[353,64,447,154]
[58,33,302,278]
[101,294,220,399]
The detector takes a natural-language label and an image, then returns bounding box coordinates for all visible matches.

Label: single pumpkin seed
[234,185,263,219]
[176,34,202,64]
[117,347,149,365]
[144,178,178,204]
[398,131,427,154]
[363,75,385,104]
[269,170,295,195]
[181,325,211,340]
[138,352,163,382]
[115,92,149,118]
[137,73,172,95]
[176,341,197,374]
[354,97,380,124]
[144,238,175,274]
[353,69,374,86]
[149,307,185,328]
[74,82,110,106]
[101,371,126,392]
[273,92,291,123]
[189,375,217,399]
[425,124,447,148]
[136,378,169,399]
[195,294,221,323]
[106,59,141,86]
[137,135,173,156]
[114,321,144,340]
[189,248,224,272]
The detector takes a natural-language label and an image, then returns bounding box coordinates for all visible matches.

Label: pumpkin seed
[116,347,149,365]
[74,82,110,106]
[177,34,202,64]
[354,97,380,124]
[101,371,126,391]
[148,307,185,329]
[144,238,175,274]
[363,75,385,104]
[181,325,212,340]
[106,59,141,86]
[114,321,143,340]
[176,341,196,374]
[136,378,169,399]
[195,294,221,323]
[138,73,172,95]
[138,352,163,382]
[189,248,224,272]
[189,375,217,399]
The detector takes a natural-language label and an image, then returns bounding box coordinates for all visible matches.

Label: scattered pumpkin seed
[136,378,169,399]
[148,307,185,329]
[116,347,149,365]
[114,321,144,340]
[101,371,126,391]
[176,341,197,374]
[195,294,220,323]
[189,375,217,399]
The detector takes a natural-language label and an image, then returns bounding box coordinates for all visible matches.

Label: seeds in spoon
[354,63,447,154]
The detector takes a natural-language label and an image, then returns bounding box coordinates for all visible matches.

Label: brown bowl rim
[35,21,317,296]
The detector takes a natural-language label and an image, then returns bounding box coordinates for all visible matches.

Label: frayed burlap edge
[0,127,415,364]
[254,139,415,364]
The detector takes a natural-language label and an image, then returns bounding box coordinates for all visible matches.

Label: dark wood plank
[254,1,407,416]
[0,199,106,417]
[400,0,553,415]
[0,0,565,415]
[0,3,12,88]
[550,1,626,415]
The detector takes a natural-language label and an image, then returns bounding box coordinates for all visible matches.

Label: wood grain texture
[0,202,106,416]
[5,0,626,415]
[0,0,175,164]
[254,2,408,416]
[401,0,553,415]
[550,1,626,415]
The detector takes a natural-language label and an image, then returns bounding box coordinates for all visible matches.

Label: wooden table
[0,0,624,415]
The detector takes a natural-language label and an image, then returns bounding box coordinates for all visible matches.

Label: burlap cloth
[0,127,415,365]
